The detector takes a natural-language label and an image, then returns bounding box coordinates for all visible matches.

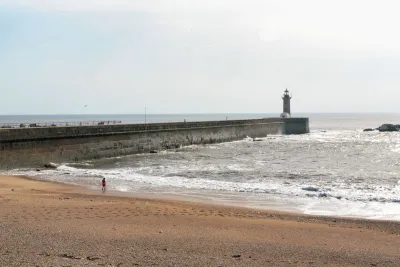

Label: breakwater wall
[0,118,309,168]
[282,118,310,135]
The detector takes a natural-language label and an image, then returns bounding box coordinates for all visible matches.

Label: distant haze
[1,0,400,114]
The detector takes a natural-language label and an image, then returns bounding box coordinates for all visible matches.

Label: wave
[10,165,400,205]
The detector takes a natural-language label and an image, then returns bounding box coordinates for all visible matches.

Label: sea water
[4,113,400,221]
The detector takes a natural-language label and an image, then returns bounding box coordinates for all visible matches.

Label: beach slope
[0,175,399,266]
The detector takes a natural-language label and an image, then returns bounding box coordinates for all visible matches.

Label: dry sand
[0,175,399,267]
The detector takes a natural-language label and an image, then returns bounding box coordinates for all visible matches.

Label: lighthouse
[281,89,292,118]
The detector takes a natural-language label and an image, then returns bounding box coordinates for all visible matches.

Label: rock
[363,128,375,132]
[376,124,400,132]
[302,186,320,192]
[59,254,82,260]
[149,150,158,154]
[232,254,241,258]
[43,162,58,169]
[36,169,41,172]
[252,138,263,142]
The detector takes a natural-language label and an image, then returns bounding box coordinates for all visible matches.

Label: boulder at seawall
[44,162,59,169]
[376,124,400,132]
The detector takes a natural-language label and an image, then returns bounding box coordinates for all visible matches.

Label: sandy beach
[0,175,399,267]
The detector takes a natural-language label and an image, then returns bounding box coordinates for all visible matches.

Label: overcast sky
[1,0,400,115]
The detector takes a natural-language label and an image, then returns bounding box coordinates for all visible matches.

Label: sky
[1,0,400,115]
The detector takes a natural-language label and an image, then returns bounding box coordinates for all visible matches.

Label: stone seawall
[0,118,293,168]
[282,118,310,135]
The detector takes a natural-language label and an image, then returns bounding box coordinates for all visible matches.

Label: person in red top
[102,178,106,192]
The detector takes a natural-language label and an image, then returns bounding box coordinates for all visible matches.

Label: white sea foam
[303,198,400,221]
[15,164,399,202]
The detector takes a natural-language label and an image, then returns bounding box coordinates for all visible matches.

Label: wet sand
[0,175,399,267]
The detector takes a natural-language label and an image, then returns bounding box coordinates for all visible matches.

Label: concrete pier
[0,118,309,168]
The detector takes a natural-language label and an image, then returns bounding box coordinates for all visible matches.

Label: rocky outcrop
[363,128,375,132]
[376,124,400,132]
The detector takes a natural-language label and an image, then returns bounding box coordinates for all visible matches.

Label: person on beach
[102,178,106,192]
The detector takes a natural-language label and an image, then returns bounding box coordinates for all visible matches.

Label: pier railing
[0,120,122,128]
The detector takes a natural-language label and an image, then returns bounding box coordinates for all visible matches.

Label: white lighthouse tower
[280,88,292,118]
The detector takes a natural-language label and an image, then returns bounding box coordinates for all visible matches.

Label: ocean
[3,113,400,221]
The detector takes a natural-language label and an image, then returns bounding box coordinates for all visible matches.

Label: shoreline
[6,171,400,223]
[1,174,400,266]
[8,174,400,230]
[25,174,400,227]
